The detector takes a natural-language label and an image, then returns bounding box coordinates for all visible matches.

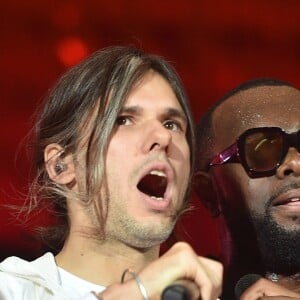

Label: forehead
[124,71,184,111]
[212,85,300,149]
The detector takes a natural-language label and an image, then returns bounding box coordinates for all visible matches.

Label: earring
[54,160,67,174]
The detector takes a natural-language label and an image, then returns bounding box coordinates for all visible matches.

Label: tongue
[137,174,167,198]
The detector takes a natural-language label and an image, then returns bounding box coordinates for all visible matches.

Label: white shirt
[58,267,105,299]
[0,252,104,300]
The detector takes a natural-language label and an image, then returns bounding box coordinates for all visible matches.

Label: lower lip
[140,192,171,211]
[273,201,300,212]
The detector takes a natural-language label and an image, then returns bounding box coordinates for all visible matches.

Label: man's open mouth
[137,170,168,199]
[273,197,300,206]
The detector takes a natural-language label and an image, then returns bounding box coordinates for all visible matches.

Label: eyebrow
[120,105,187,123]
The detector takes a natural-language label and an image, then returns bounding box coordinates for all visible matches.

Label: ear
[192,171,220,217]
[44,143,75,185]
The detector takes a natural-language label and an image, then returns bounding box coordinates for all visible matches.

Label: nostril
[150,143,160,151]
[284,169,293,176]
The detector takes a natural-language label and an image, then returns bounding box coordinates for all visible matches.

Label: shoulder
[0,252,56,275]
[0,253,67,299]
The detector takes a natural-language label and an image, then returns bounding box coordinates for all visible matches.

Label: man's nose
[141,120,172,154]
[276,148,300,178]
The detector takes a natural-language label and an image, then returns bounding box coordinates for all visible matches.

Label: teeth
[149,170,166,177]
[290,198,300,202]
[151,196,164,201]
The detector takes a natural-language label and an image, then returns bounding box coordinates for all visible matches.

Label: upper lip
[271,189,300,206]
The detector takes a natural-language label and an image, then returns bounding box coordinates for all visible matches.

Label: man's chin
[271,207,300,229]
[252,212,300,275]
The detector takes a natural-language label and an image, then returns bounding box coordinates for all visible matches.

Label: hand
[98,242,222,300]
[137,242,223,300]
[239,278,300,300]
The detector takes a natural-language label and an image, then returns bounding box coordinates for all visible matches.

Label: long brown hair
[28,46,195,252]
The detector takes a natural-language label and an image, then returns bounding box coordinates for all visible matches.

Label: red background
[1,0,300,261]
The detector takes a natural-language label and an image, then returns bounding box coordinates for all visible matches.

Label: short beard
[251,212,300,275]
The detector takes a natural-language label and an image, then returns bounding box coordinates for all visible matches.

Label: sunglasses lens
[244,130,284,172]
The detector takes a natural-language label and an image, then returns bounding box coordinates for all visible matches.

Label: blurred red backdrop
[1,0,300,261]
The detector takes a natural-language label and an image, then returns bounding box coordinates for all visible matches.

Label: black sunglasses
[208,127,300,178]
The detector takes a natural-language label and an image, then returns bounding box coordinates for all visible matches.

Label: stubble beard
[107,210,178,249]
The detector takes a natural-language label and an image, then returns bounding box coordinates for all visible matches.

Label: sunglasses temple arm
[209,143,239,167]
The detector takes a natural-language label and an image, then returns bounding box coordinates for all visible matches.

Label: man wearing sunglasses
[194,78,300,299]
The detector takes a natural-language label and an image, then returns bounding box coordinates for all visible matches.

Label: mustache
[266,181,300,209]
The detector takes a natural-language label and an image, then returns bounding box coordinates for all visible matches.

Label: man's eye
[116,116,133,126]
[163,120,183,132]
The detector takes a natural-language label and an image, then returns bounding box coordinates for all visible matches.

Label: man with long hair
[0,46,222,300]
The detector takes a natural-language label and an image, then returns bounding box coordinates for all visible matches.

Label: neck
[221,252,264,300]
[218,220,264,300]
[55,232,160,287]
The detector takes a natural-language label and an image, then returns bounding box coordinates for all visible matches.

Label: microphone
[234,274,262,299]
[162,279,199,300]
